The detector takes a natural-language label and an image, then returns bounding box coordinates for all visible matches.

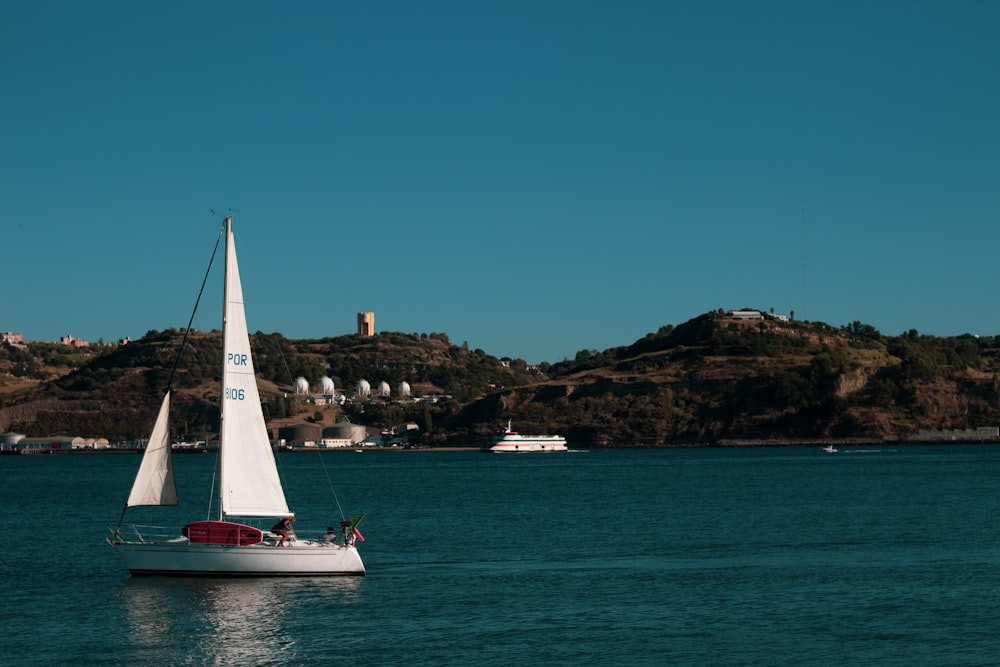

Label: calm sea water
[2,445,999,666]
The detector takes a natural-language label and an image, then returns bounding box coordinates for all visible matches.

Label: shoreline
[1,446,485,455]
[4,440,1000,456]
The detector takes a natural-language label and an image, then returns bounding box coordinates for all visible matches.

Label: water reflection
[117,577,363,664]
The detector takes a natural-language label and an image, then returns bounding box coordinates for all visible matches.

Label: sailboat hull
[111,540,365,577]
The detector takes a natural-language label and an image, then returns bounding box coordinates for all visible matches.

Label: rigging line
[264,344,293,503]
[268,337,295,504]
[166,224,225,393]
[208,445,220,521]
[276,336,293,388]
[117,223,225,531]
[315,449,347,522]
[190,221,225,523]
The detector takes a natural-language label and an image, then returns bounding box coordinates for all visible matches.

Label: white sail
[126,391,178,506]
[219,220,291,518]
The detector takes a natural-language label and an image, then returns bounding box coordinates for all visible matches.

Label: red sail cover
[182,521,264,546]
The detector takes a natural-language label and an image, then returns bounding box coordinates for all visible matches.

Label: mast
[218,216,232,521]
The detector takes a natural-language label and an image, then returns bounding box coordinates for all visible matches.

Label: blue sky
[3,1,998,364]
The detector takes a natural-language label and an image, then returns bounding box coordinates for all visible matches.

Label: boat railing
[109,523,183,543]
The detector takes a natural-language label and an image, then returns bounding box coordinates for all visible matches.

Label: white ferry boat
[481,420,568,453]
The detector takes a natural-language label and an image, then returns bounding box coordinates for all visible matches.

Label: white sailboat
[109,217,365,576]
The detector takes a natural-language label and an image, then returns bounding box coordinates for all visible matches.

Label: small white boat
[109,217,365,576]
[822,445,838,453]
[481,420,568,453]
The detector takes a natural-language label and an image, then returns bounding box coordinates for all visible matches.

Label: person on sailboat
[341,519,355,546]
[319,526,337,542]
[271,516,295,547]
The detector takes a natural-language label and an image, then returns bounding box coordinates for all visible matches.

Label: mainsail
[219,221,291,518]
[126,391,178,507]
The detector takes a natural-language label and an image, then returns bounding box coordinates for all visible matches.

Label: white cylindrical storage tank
[294,377,309,394]
[0,432,26,447]
[278,424,322,442]
[378,381,390,397]
[357,379,371,396]
[319,376,335,395]
[398,381,411,397]
[323,421,355,439]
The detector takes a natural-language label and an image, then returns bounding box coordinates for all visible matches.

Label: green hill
[3,311,1000,446]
